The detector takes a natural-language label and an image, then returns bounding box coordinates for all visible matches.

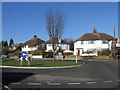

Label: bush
[2,46,10,55]
[56,50,64,55]
[32,51,43,55]
[8,53,15,57]
[98,49,111,56]
[43,52,53,58]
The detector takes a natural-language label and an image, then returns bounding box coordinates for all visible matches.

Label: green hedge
[97,49,111,56]
[32,51,43,55]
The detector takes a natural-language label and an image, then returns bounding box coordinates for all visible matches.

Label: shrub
[97,49,111,56]
[32,51,43,55]
[2,46,10,55]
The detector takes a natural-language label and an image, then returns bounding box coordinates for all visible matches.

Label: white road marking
[4,85,12,90]
[88,60,93,61]
[48,83,61,85]
[103,81,113,83]
[28,83,41,85]
[11,83,21,85]
[86,82,97,84]
[68,83,81,85]
[116,80,120,82]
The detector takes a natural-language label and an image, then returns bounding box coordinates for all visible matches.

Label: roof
[21,35,45,47]
[44,38,69,44]
[76,33,114,41]
[11,43,22,47]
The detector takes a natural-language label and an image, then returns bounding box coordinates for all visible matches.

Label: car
[1,55,9,58]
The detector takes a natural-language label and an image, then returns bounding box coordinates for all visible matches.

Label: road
[1,60,119,89]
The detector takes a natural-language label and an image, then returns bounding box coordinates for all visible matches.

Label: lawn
[0,58,13,60]
[2,61,82,67]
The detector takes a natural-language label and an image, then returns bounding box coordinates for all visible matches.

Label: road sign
[22,52,28,57]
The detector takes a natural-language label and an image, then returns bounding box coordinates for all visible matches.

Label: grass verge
[2,61,82,67]
[0,58,13,60]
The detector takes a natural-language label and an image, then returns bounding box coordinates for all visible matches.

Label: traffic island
[1,61,84,69]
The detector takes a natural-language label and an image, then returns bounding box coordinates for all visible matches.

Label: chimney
[34,35,37,38]
[93,27,97,33]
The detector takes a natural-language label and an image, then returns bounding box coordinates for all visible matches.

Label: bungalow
[44,38,70,52]
[21,35,45,55]
[74,27,114,56]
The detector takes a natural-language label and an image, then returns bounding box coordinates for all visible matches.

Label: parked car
[1,55,9,58]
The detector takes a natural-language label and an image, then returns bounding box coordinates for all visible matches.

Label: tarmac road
[1,60,119,89]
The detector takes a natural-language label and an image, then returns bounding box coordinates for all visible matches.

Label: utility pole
[114,26,116,60]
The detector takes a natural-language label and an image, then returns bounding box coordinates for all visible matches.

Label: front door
[78,50,80,56]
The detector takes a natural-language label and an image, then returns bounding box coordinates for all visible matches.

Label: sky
[2,2,118,44]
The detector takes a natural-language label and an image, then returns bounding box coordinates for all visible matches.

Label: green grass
[2,61,82,67]
[0,58,13,60]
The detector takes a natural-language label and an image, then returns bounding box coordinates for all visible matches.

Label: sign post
[26,56,30,66]
[21,52,28,66]
[76,51,78,64]
[20,57,23,66]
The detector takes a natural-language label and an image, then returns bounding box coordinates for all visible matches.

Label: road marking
[11,83,21,85]
[88,60,93,61]
[47,83,61,85]
[103,81,113,83]
[68,83,81,85]
[116,80,120,82]
[4,85,12,90]
[86,82,97,84]
[28,83,41,85]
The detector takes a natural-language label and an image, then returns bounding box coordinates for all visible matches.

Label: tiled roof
[11,43,22,47]
[44,38,69,44]
[21,35,45,46]
[76,33,114,41]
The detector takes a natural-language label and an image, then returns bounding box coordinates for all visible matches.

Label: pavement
[1,60,119,89]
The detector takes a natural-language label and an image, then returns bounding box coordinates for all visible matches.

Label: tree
[4,41,8,46]
[9,38,14,47]
[64,38,74,51]
[45,8,65,61]
[2,46,9,55]
[1,41,4,47]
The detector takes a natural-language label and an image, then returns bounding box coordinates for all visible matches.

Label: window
[81,41,84,45]
[102,40,108,44]
[49,44,52,46]
[88,40,94,44]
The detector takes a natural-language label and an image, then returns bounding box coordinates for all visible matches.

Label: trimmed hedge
[32,51,43,55]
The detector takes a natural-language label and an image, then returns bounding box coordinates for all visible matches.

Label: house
[74,27,114,56]
[116,37,120,48]
[9,43,22,51]
[21,35,45,55]
[44,38,70,52]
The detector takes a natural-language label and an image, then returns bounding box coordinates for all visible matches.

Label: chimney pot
[34,35,37,38]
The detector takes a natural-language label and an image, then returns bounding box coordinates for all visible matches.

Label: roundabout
[2,60,119,89]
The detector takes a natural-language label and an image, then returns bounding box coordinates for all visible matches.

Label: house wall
[22,45,38,52]
[46,44,70,52]
[74,40,113,56]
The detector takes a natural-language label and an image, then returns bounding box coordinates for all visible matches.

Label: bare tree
[45,8,65,61]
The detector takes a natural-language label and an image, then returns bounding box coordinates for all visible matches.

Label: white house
[116,37,120,48]
[74,28,114,56]
[44,38,70,52]
[21,35,45,55]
